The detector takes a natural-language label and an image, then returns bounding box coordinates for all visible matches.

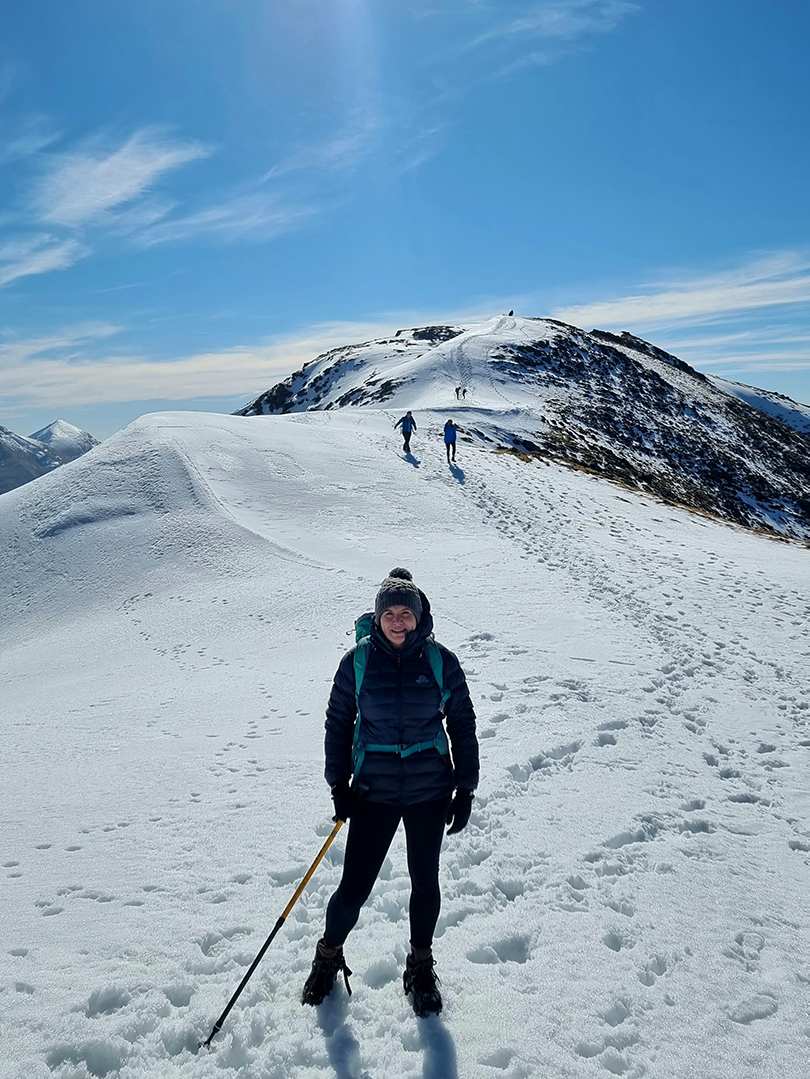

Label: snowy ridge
[707,375,810,437]
[1,409,808,1079]
[237,315,810,540]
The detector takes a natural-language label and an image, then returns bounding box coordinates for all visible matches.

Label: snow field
[1,409,808,1079]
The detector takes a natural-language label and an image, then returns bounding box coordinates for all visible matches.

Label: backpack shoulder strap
[353,636,371,694]
[424,636,451,713]
[351,637,372,775]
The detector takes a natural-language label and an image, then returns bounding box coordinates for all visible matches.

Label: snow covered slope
[237,316,810,540]
[1,410,808,1079]
[707,376,810,437]
[29,419,100,464]
[0,419,98,495]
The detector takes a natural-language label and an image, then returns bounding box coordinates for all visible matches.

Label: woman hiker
[394,411,417,453]
[302,568,479,1016]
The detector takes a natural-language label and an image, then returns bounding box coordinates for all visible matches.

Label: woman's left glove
[446,788,474,835]
[331,782,355,823]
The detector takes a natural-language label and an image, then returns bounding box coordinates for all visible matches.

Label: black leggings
[324,796,451,950]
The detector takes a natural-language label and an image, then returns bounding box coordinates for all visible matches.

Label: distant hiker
[302,569,479,1017]
[394,411,416,453]
[444,419,457,462]
[508,309,513,316]
[455,386,461,399]
[461,387,467,400]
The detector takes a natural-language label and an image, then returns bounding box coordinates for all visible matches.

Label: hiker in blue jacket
[394,411,416,452]
[302,568,479,1017]
[444,419,457,462]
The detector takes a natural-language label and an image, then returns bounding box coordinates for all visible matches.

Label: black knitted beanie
[374,567,422,624]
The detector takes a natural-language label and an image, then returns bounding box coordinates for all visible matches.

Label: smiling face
[379,605,418,649]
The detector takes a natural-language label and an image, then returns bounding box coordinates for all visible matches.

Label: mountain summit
[0,419,99,496]
[29,419,99,464]
[236,314,810,540]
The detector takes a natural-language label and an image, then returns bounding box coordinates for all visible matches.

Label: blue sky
[1,0,809,438]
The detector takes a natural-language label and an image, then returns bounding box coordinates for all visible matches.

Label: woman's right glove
[331,781,355,823]
[446,788,474,835]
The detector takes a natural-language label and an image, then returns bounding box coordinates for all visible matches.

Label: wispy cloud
[3,274,809,416]
[651,324,810,376]
[0,115,58,165]
[264,103,383,182]
[393,1,639,168]
[0,307,497,409]
[694,351,810,373]
[128,97,381,248]
[549,251,810,385]
[0,126,213,288]
[553,253,810,331]
[0,320,119,353]
[34,127,209,227]
[463,0,638,65]
[0,234,86,286]
[132,191,317,248]
[422,0,638,83]
[5,118,358,275]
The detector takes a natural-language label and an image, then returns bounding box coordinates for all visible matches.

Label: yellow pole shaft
[281,818,344,919]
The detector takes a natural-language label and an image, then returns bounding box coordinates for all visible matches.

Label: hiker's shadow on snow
[448,462,465,484]
[317,994,367,1079]
[418,1015,459,1079]
[403,452,421,468]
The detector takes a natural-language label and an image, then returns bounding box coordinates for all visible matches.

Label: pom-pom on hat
[374,567,422,624]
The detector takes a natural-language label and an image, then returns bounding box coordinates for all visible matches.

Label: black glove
[331,782,355,823]
[446,788,474,835]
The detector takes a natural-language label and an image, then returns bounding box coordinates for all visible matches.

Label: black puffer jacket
[324,594,479,806]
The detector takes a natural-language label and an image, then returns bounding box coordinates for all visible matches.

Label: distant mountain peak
[28,420,99,464]
[1,419,99,496]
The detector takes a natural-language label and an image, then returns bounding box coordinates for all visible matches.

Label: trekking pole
[198,818,344,1050]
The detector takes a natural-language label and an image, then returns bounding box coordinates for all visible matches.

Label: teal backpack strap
[424,637,451,713]
[351,637,372,777]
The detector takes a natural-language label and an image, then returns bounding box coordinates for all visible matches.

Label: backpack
[350,612,450,778]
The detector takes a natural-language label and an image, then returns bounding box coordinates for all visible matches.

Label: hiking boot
[403,951,442,1017]
[301,940,353,1006]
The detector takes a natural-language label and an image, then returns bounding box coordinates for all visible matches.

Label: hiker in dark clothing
[444,419,457,462]
[302,569,479,1017]
[461,387,467,400]
[394,411,416,452]
[455,386,461,399]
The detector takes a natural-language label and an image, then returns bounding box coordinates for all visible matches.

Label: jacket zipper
[396,655,403,742]
[397,655,404,802]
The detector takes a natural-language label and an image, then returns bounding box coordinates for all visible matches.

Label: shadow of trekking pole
[197,818,345,1050]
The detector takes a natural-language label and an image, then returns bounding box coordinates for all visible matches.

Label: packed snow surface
[1,408,808,1079]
